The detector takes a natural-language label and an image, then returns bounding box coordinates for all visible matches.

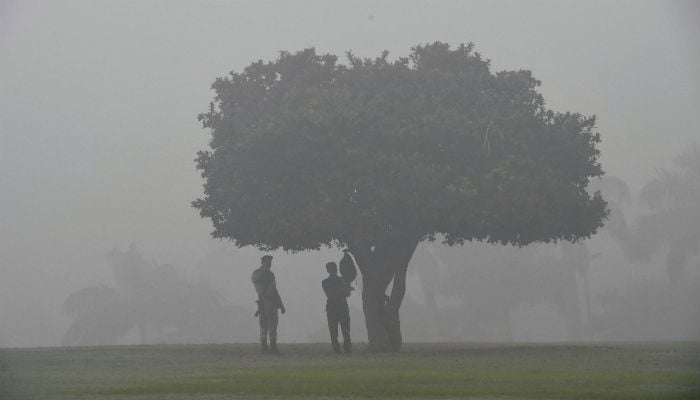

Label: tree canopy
[194,42,607,251]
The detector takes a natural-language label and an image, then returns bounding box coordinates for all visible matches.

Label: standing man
[252,255,285,354]
[322,262,352,353]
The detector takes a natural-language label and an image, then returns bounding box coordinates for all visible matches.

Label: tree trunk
[351,235,419,352]
[361,271,392,351]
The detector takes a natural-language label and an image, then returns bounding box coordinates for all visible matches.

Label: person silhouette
[251,255,285,354]
[322,261,352,353]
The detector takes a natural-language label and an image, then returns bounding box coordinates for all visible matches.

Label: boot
[270,340,280,355]
[343,340,352,354]
[260,340,269,354]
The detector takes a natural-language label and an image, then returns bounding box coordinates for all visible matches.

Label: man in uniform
[322,261,352,353]
[251,255,285,354]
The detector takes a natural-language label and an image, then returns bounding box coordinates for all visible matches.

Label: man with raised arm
[322,261,353,354]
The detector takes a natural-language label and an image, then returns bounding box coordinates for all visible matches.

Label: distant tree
[62,284,134,346]
[408,243,443,338]
[63,245,151,346]
[587,176,633,247]
[424,242,585,341]
[593,276,700,340]
[573,176,634,338]
[632,143,700,284]
[590,159,700,340]
[63,245,253,346]
[194,43,607,351]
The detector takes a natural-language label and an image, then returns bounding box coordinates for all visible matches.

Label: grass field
[1,342,699,399]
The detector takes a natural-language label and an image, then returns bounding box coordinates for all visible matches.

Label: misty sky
[1,0,699,346]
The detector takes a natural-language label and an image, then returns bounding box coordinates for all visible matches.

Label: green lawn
[1,342,698,399]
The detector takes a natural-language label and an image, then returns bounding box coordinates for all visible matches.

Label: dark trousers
[327,310,351,353]
[258,300,278,343]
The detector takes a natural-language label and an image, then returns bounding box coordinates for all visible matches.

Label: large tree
[194,43,607,352]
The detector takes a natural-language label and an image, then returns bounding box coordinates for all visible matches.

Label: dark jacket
[322,275,351,313]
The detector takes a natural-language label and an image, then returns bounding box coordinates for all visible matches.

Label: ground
[1,342,699,399]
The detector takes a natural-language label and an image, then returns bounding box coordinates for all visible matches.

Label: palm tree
[632,143,700,284]
[558,175,634,340]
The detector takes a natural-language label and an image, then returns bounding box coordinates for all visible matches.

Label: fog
[1,0,698,347]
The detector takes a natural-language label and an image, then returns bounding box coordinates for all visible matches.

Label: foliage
[414,241,584,341]
[62,245,255,346]
[194,42,609,351]
[632,143,700,282]
[193,42,607,252]
[594,276,700,340]
[587,176,632,245]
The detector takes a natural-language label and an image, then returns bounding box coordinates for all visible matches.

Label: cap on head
[326,261,338,274]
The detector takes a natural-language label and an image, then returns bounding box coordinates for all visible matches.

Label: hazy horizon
[1,0,698,348]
